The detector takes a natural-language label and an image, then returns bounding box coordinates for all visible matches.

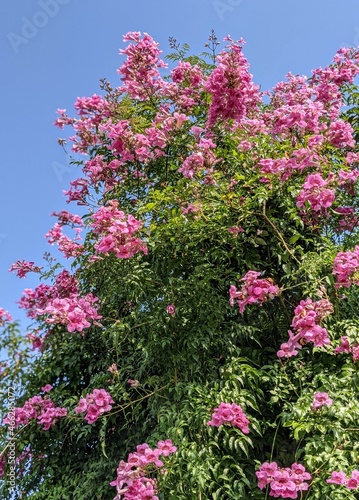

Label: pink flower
[347,470,359,489]
[181,203,202,215]
[178,152,204,178]
[108,363,118,374]
[3,395,67,430]
[228,226,244,237]
[74,398,87,414]
[111,438,176,498]
[334,336,351,354]
[9,260,42,278]
[270,469,297,498]
[278,298,333,359]
[90,200,147,259]
[127,379,140,388]
[311,392,333,410]
[41,385,53,393]
[85,404,100,424]
[326,119,355,148]
[0,308,13,326]
[277,331,301,358]
[296,173,335,214]
[352,345,359,363]
[205,39,261,127]
[229,271,279,314]
[75,389,114,424]
[326,471,347,485]
[207,402,250,434]
[157,439,177,457]
[257,462,311,497]
[117,32,167,100]
[256,462,279,489]
[0,455,5,478]
[333,247,359,288]
[93,389,114,412]
[166,304,176,315]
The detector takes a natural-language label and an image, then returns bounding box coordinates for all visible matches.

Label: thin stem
[108,385,168,417]
[258,211,301,265]
[1,422,31,456]
[270,420,281,462]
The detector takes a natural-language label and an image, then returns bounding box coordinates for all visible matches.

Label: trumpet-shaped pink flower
[0,308,13,326]
[333,246,359,288]
[311,391,333,410]
[111,439,176,499]
[229,271,279,314]
[296,173,335,213]
[3,395,67,431]
[90,200,147,259]
[205,39,260,126]
[326,471,347,485]
[278,298,332,358]
[166,304,175,315]
[75,389,114,424]
[207,402,250,434]
[257,462,311,498]
[327,469,359,490]
[9,260,42,278]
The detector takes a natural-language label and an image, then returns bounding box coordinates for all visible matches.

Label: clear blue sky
[1,0,359,329]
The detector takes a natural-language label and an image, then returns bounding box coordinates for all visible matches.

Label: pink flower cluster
[333,246,359,288]
[256,462,311,498]
[18,270,102,333]
[74,389,114,424]
[178,137,218,180]
[0,307,13,326]
[334,206,358,233]
[334,336,359,363]
[38,293,101,333]
[326,119,355,148]
[311,391,333,411]
[3,395,67,431]
[117,32,167,101]
[296,173,335,214]
[110,440,177,500]
[26,331,45,351]
[45,222,84,259]
[229,271,279,314]
[63,177,89,204]
[51,210,84,227]
[205,38,260,126]
[90,200,147,259]
[170,61,205,109]
[258,149,319,181]
[181,202,202,215]
[277,298,333,358]
[228,226,244,237]
[207,402,250,434]
[9,260,42,278]
[327,469,359,489]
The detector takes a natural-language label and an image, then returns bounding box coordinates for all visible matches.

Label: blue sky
[1,0,359,329]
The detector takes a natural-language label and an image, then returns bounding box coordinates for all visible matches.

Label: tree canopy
[2,31,359,499]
